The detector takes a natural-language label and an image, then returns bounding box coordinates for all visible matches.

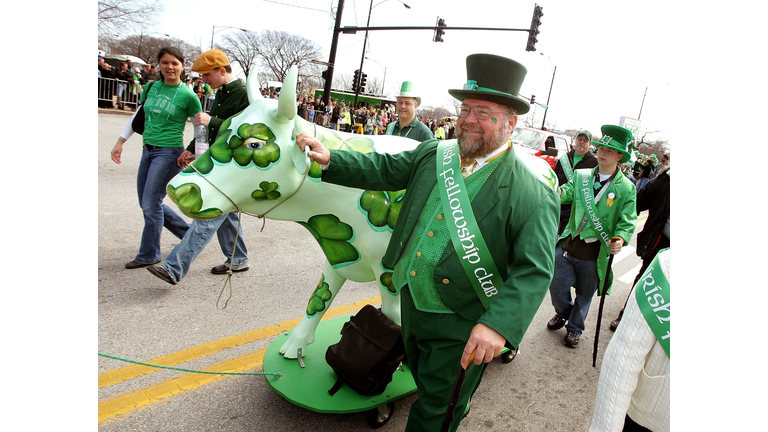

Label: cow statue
[166,66,557,360]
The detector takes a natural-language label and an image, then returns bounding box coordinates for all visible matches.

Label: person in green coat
[297,54,560,432]
[546,124,637,348]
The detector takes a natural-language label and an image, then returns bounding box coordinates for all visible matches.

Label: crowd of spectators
[99,55,213,111]
[293,95,457,138]
[618,151,669,191]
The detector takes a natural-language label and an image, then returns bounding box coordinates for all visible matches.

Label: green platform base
[264,314,417,414]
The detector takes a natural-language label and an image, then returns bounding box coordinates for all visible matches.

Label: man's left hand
[194,112,211,127]
[461,323,506,367]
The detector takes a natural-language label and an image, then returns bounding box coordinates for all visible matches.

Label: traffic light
[321,69,329,82]
[530,95,536,105]
[352,69,360,92]
[526,4,543,52]
[359,72,367,92]
[433,17,446,42]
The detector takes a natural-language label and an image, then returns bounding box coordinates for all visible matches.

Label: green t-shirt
[140,81,202,147]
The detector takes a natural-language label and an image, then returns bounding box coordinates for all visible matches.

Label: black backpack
[326,305,406,396]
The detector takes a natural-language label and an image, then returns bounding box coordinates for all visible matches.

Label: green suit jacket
[323,139,560,348]
[559,167,637,295]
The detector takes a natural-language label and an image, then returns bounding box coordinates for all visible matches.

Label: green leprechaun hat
[396,81,421,106]
[448,53,530,114]
[592,125,633,163]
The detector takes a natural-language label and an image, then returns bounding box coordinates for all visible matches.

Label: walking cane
[440,350,476,432]
[592,237,622,368]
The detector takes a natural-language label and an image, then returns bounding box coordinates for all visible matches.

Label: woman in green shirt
[110,47,202,269]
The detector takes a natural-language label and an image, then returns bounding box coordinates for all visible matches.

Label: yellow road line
[99,296,381,423]
[99,349,267,423]
[99,296,381,388]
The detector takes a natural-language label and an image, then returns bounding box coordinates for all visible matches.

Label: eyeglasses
[459,105,507,121]
[576,136,590,143]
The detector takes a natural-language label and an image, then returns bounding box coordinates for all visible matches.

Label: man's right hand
[296,132,331,165]
[177,150,195,167]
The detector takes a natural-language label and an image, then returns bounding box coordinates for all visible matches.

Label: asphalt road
[97,110,645,431]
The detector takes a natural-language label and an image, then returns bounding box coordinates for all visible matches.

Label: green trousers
[401,287,489,432]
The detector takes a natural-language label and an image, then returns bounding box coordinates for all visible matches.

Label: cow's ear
[275,66,298,122]
[247,68,262,104]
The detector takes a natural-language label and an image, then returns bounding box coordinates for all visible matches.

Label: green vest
[393,158,501,313]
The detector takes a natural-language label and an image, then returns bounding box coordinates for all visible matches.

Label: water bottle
[194,125,208,158]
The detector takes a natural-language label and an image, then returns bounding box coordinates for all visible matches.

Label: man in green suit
[297,54,560,431]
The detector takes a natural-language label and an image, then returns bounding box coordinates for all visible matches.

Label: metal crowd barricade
[97,77,141,110]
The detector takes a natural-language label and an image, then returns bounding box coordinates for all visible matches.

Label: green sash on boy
[576,169,612,250]
[436,140,503,310]
[634,249,670,358]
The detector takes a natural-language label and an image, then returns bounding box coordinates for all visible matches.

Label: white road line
[619,263,643,284]
[612,247,635,265]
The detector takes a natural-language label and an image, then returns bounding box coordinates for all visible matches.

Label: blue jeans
[161,213,248,282]
[548,245,600,335]
[135,146,189,264]
[636,177,649,191]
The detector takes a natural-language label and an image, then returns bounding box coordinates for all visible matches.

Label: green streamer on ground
[98,352,282,377]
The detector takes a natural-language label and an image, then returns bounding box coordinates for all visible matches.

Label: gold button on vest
[442,278,450,284]
[427,231,434,237]
[411,271,417,277]
[416,251,422,257]
[437,214,443,220]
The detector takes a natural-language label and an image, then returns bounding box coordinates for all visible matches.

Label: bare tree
[218,31,261,79]
[333,73,353,92]
[635,130,669,156]
[105,34,201,66]
[364,75,383,96]
[98,0,163,43]
[254,30,322,84]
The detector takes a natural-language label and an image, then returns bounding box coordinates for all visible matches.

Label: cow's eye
[244,138,265,150]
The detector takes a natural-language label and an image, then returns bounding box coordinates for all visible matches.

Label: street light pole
[353,0,410,108]
[211,25,247,49]
[322,0,345,107]
[539,53,556,130]
[365,57,386,97]
[540,65,556,129]
[353,0,375,109]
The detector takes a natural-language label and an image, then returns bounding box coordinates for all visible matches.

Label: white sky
[153,0,681,144]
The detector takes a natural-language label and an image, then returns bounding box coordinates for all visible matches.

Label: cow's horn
[275,66,298,122]
[247,67,263,104]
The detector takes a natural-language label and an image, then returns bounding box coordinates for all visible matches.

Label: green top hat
[448,53,531,114]
[592,125,633,163]
[396,81,421,106]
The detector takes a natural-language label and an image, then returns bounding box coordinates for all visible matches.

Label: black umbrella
[592,237,622,368]
[440,350,476,432]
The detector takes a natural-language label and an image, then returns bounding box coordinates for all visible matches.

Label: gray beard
[456,124,509,159]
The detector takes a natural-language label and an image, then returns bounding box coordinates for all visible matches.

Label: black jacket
[635,166,670,258]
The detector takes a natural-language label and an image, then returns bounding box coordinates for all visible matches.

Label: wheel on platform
[501,347,519,364]
[366,402,395,429]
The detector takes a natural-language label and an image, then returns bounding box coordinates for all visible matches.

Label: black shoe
[564,331,580,348]
[125,260,159,269]
[609,318,620,332]
[147,265,177,285]
[211,263,250,275]
[547,314,566,330]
